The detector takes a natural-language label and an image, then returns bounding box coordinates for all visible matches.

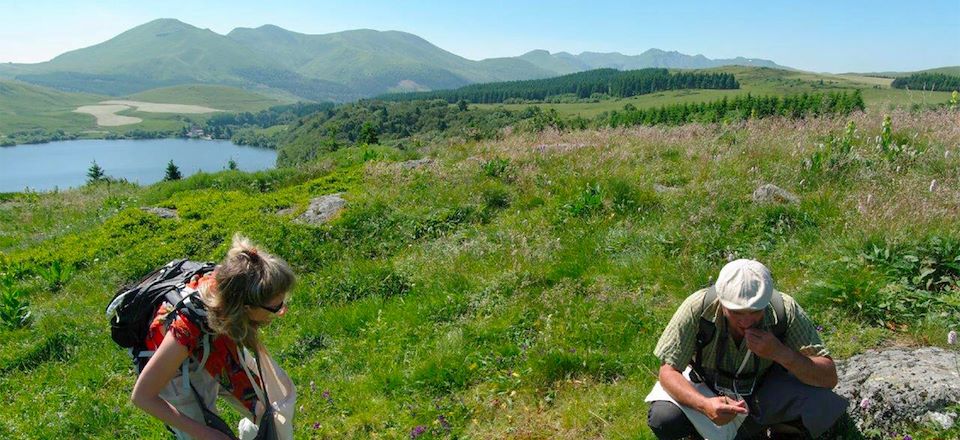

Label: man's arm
[658,364,748,425]
[745,329,838,388]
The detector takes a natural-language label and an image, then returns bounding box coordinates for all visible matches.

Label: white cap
[715,259,774,311]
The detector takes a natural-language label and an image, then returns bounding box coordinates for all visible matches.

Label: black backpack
[106,259,216,364]
[689,286,787,389]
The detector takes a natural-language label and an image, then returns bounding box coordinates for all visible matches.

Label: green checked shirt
[654,288,828,394]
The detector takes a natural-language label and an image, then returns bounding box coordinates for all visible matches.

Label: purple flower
[312,422,321,430]
[859,397,870,410]
[948,330,957,345]
[438,414,451,431]
[410,425,427,439]
[903,435,912,440]
[816,325,824,333]
[322,390,333,403]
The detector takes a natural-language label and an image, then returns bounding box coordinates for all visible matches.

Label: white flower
[949,330,957,345]
[929,179,938,192]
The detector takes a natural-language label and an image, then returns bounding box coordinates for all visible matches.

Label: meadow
[473,67,954,117]
[1,105,959,438]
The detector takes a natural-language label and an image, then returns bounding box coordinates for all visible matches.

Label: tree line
[377,68,739,104]
[276,90,865,166]
[603,90,865,127]
[891,73,960,92]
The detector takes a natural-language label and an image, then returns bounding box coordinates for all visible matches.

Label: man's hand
[745,328,786,361]
[701,395,748,425]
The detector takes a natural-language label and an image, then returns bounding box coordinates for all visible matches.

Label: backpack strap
[691,287,717,383]
[769,290,787,341]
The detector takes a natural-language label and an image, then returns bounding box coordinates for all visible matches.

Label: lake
[0,138,277,193]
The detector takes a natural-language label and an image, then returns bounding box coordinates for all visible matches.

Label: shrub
[0,275,30,329]
[35,260,74,292]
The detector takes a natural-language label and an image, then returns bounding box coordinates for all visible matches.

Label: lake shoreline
[0,138,278,193]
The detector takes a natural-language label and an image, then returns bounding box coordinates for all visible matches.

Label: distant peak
[522,49,552,56]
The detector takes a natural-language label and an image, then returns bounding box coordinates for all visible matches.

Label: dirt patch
[73,104,142,126]
[73,100,222,127]
[100,100,221,114]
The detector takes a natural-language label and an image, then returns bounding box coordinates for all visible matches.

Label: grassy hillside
[473,66,954,116]
[1,110,958,438]
[126,84,286,112]
[0,79,103,134]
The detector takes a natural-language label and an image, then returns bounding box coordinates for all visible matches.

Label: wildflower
[410,425,427,439]
[322,390,333,403]
[312,422,321,430]
[903,435,912,440]
[310,380,316,392]
[816,325,824,333]
[438,414,451,431]
[929,179,938,192]
[859,397,870,410]
[949,330,957,345]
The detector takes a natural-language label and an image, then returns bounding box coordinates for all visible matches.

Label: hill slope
[1,111,958,438]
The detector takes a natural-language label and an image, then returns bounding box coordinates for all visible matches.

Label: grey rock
[296,194,346,225]
[835,347,960,432]
[751,184,799,205]
[140,207,178,219]
[400,158,434,170]
[923,411,956,430]
[653,184,681,194]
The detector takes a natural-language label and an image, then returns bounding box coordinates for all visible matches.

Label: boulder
[751,183,800,205]
[653,183,681,194]
[296,194,346,225]
[140,207,178,219]
[835,347,960,432]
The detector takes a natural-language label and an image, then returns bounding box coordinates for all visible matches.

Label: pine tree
[164,160,182,181]
[86,160,105,184]
[357,121,379,145]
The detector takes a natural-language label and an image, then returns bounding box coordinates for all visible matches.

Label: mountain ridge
[1,18,794,101]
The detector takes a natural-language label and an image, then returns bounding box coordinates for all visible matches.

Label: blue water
[0,138,277,192]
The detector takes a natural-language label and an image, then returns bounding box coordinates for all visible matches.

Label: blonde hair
[202,234,295,348]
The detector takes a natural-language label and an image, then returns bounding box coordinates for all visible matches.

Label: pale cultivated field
[73,100,222,126]
[73,104,143,126]
[99,100,221,113]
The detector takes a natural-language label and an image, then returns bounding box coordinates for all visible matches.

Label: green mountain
[3,18,791,102]
[226,26,554,94]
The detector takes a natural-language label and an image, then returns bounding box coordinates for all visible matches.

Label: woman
[132,234,295,440]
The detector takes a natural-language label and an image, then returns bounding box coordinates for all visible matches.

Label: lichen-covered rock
[296,194,346,225]
[140,207,178,219]
[751,184,799,205]
[835,347,960,432]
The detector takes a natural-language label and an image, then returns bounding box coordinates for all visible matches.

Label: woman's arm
[131,332,230,440]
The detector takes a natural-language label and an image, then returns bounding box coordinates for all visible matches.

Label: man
[646,259,847,439]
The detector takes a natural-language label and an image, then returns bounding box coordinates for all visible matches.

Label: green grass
[126,84,286,112]
[474,66,954,117]
[1,111,959,439]
[0,80,284,142]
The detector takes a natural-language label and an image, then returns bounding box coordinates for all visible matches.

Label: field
[0,82,284,141]
[1,107,959,438]
[473,67,955,117]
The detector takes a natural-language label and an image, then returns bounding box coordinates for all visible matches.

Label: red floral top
[145,273,260,413]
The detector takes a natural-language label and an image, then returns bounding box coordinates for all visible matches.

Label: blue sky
[1,0,957,72]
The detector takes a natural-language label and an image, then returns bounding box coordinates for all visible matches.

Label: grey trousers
[648,366,848,439]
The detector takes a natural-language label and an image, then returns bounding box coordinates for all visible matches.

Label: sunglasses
[251,298,286,314]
